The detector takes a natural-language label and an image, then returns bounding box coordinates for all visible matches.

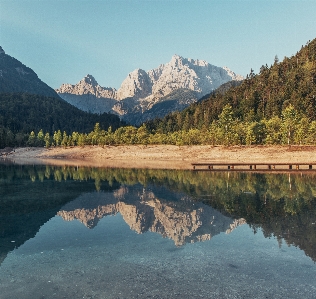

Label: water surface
[0,165,315,298]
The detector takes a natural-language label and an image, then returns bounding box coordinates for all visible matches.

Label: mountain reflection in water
[58,187,246,246]
[0,164,316,265]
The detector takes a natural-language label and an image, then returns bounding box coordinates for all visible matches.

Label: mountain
[0,46,59,98]
[146,38,316,133]
[56,55,243,125]
[56,74,117,114]
[122,88,200,125]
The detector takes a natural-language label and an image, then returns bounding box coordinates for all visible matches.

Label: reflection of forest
[0,164,315,261]
[58,185,245,246]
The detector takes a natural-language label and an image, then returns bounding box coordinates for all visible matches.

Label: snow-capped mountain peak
[56,55,243,123]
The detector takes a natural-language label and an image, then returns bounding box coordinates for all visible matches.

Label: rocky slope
[0,46,60,98]
[56,55,243,125]
[58,185,246,246]
[56,74,117,114]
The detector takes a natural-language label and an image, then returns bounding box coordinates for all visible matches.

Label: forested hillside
[0,93,125,148]
[146,39,316,134]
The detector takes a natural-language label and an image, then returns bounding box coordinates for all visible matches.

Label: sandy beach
[1,145,316,170]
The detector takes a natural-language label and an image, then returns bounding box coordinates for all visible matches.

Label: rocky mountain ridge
[0,46,60,99]
[56,55,243,125]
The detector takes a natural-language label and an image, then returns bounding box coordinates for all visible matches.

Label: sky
[0,0,315,89]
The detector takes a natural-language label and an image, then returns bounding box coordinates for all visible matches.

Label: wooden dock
[192,162,316,171]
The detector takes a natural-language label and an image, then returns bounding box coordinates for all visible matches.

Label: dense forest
[20,108,316,148]
[0,93,125,148]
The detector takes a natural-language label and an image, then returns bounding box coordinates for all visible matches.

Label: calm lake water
[0,164,315,299]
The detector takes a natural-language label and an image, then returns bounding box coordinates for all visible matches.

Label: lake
[0,164,315,298]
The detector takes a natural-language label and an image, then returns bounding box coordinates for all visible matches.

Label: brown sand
[1,145,316,170]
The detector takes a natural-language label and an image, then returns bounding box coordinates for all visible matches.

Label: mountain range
[56,55,243,124]
[0,46,243,126]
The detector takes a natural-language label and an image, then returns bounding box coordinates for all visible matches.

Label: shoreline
[1,145,316,170]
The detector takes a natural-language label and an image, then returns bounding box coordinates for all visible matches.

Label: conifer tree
[218,104,234,145]
[281,104,298,145]
[44,132,50,148]
[53,130,62,146]
[37,129,45,147]
[27,131,36,147]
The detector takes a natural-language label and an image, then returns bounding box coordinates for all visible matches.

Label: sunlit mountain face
[0,164,315,298]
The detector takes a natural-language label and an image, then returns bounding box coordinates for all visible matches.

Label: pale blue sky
[0,0,315,89]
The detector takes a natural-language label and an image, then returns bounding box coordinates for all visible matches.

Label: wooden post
[296,165,299,170]
[254,165,256,170]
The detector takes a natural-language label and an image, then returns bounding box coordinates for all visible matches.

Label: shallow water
[0,165,315,298]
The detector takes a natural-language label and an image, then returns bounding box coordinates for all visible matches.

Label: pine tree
[281,104,298,145]
[61,131,68,148]
[53,130,62,146]
[218,104,234,145]
[44,132,50,148]
[27,131,36,147]
[37,129,45,147]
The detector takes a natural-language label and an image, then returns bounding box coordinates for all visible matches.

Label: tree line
[23,103,316,147]
[0,92,125,148]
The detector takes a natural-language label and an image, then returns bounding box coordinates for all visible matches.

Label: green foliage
[53,130,62,146]
[44,133,50,148]
[263,116,282,144]
[281,104,300,145]
[27,131,36,146]
[37,129,45,147]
